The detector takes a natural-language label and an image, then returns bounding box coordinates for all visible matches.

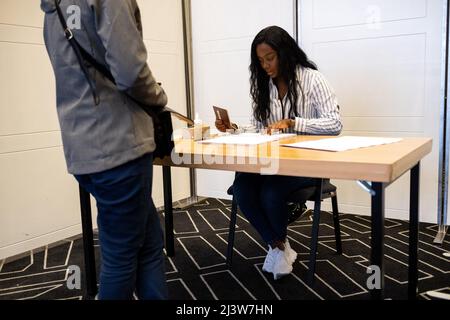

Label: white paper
[198,133,296,145]
[282,136,403,152]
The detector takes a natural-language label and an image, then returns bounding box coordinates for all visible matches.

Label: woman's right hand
[215,120,228,132]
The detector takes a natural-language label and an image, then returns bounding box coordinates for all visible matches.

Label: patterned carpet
[0,198,449,300]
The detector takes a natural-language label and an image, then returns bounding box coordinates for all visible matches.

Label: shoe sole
[289,253,297,264]
[273,270,292,280]
[262,267,273,273]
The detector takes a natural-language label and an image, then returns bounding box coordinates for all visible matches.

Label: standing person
[40,0,168,299]
[216,26,342,280]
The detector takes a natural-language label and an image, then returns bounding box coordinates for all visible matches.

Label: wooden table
[79,135,432,300]
[153,135,432,300]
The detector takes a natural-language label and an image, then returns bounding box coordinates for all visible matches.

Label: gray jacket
[41,0,167,174]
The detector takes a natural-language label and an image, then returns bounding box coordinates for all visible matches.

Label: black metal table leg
[409,162,420,299]
[79,185,97,299]
[163,166,174,257]
[307,178,323,285]
[226,197,238,268]
[370,182,385,300]
[331,194,342,255]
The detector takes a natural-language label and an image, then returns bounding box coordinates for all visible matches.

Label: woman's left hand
[268,119,294,134]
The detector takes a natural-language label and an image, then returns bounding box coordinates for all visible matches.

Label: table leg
[163,166,174,257]
[370,182,385,300]
[78,185,97,299]
[409,162,420,299]
[226,197,238,268]
[307,178,323,285]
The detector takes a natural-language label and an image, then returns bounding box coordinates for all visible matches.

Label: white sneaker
[285,239,297,265]
[272,248,293,280]
[262,246,275,273]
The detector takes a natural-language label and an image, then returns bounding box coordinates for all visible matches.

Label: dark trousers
[233,172,316,246]
[75,153,167,300]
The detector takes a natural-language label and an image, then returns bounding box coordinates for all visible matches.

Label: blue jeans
[75,153,167,300]
[233,172,316,246]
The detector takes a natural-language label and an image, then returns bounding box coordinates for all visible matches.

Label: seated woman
[216,26,342,280]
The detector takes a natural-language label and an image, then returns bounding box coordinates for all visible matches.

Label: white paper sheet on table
[282,136,403,152]
[198,133,296,145]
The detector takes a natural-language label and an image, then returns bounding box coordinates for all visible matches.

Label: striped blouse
[250,66,342,135]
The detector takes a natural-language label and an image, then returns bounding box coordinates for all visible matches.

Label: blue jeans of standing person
[75,153,167,300]
[233,172,316,246]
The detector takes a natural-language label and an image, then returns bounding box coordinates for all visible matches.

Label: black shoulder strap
[54,0,115,105]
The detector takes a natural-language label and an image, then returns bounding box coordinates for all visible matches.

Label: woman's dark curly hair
[250,26,317,125]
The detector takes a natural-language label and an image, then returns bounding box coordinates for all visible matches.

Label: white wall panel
[313,0,427,29]
[0,41,59,136]
[1,148,79,246]
[0,0,44,27]
[312,34,426,118]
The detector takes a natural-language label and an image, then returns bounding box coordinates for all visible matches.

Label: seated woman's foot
[262,246,275,273]
[285,239,298,264]
[272,248,293,280]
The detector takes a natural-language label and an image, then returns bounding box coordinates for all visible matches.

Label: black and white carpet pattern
[0,198,449,300]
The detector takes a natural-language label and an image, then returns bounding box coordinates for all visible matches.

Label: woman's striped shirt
[250,66,342,135]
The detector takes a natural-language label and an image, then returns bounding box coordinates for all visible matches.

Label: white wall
[191,0,295,198]
[0,0,189,260]
[298,0,444,223]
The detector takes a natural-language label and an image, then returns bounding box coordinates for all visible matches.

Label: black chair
[226,178,342,284]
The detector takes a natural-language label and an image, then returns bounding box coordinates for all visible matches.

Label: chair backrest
[229,179,337,202]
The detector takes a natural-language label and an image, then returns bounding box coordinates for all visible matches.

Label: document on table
[198,133,296,145]
[282,136,403,152]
